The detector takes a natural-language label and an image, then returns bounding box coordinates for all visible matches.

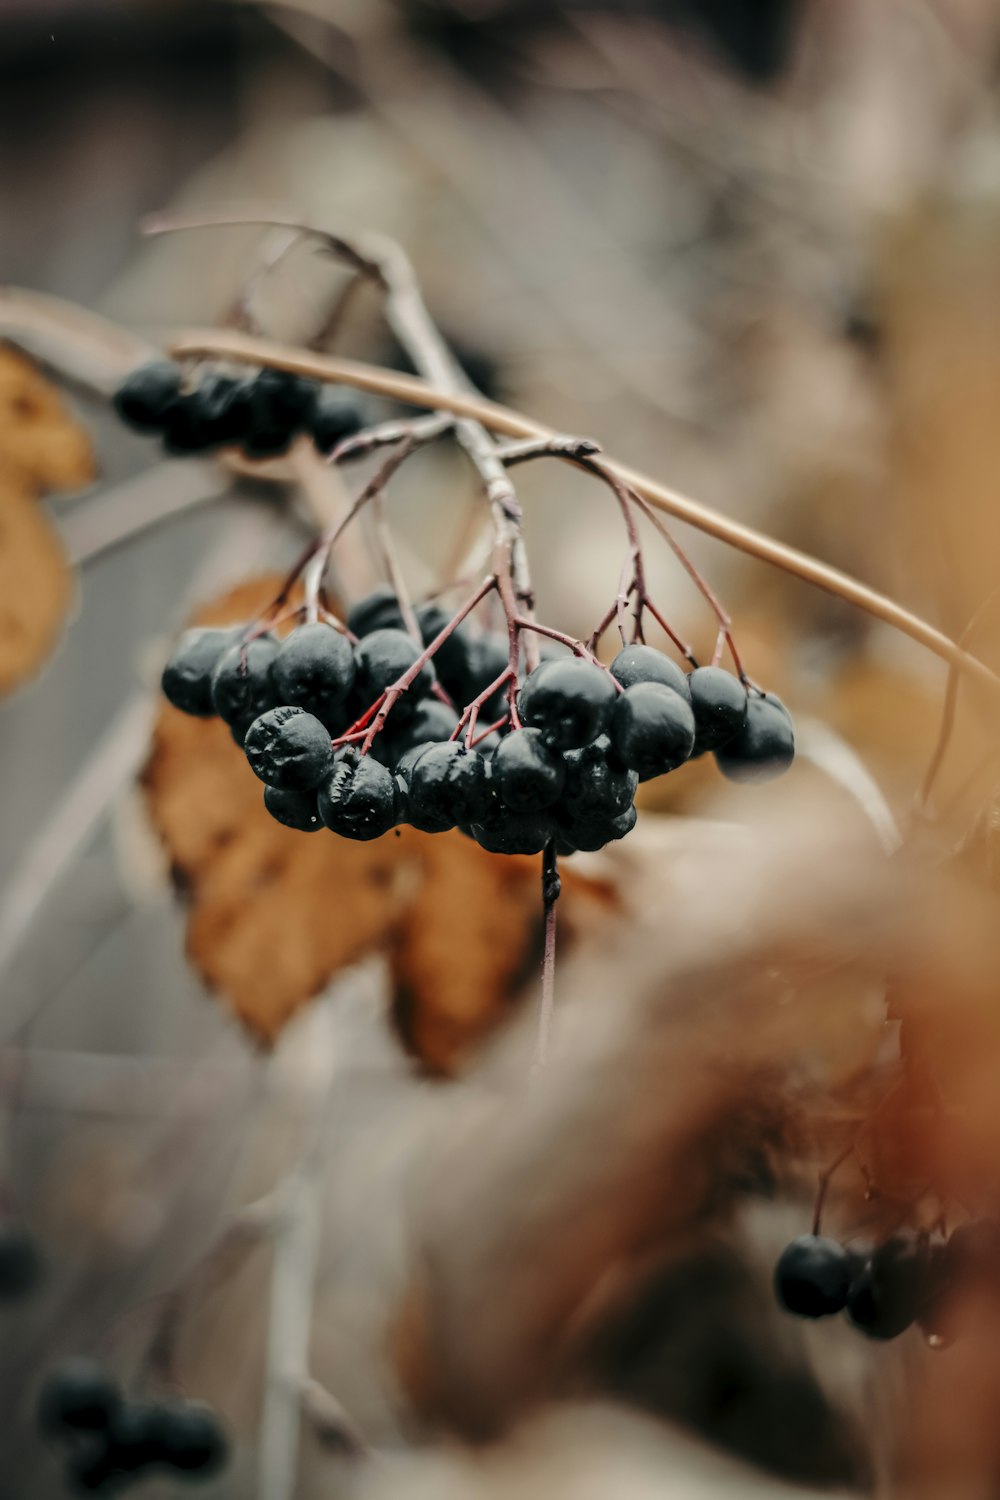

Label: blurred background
[5,1,1000,1496]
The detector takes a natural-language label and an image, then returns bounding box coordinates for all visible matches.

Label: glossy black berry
[462,631,510,717]
[491,728,565,813]
[308,389,364,451]
[0,1225,43,1298]
[715,693,795,783]
[409,742,495,829]
[161,375,251,454]
[38,1359,121,1434]
[774,1235,852,1318]
[263,786,322,833]
[107,1401,164,1472]
[112,361,181,431]
[210,635,278,728]
[560,735,637,821]
[347,585,405,639]
[381,700,462,766]
[354,628,435,707]
[470,809,554,856]
[318,751,398,841]
[688,666,748,753]
[161,628,238,717]
[244,706,332,791]
[154,1400,228,1475]
[610,682,696,780]
[610,644,692,703]
[846,1262,916,1340]
[556,802,637,855]
[272,622,356,721]
[243,369,319,458]
[518,658,618,750]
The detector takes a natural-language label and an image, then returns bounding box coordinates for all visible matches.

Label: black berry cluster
[113,360,364,459]
[773,1219,1000,1343]
[38,1359,228,1492]
[161,588,795,856]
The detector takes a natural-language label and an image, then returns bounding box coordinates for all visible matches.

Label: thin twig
[166,327,1000,698]
[917,584,1000,811]
[532,841,561,1072]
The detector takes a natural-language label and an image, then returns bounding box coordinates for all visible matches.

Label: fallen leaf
[142,575,617,1060]
[0,344,96,495]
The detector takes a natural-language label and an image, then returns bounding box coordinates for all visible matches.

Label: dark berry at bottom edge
[774,1235,851,1318]
[470,810,554,856]
[162,627,239,718]
[715,693,794,783]
[318,751,398,840]
[38,1359,121,1434]
[264,785,323,832]
[244,706,333,791]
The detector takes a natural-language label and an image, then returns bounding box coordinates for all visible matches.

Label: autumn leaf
[0,347,94,694]
[142,575,616,1063]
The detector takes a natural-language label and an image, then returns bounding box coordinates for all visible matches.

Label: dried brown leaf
[0,344,96,494]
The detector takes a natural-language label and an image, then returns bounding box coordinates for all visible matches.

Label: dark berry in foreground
[244,706,332,791]
[354,628,435,706]
[491,728,565,812]
[272,622,356,718]
[610,682,695,780]
[518,658,618,750]
[0,1226,43,1298]
[560,735,637,821]
[846,1263,915,1340]
[161,628,237,717]
[416,603,471,692]
[715,693,795,783]
[308,389,364,451]
[243,369,319,458]
[161,375,250,454]
[112,361,181,431]
[107,1401,164,1472]
[470,809,554,856]
[689,665,748,753]
[263,785,322,833]
[380,699,462,767]
[774,1235,852,1318]
[210,635,278,727]
[38,1359,121,1434]
[347,585,404,639]
[556,802,637,855]
[319,751,398,841]
[409,742,495,829]
[610,644,691,702]
[154,1400,228,1475]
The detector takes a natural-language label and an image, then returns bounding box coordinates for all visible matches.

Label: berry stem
[451,666,517,748]
[533,840,561,1073]
[328,411,453,466]
[811,1142,854,1236]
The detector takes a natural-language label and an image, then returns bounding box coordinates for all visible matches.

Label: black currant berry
[354,629,435,707]
[272,622,356,720]
[556,802,637,855]
[242,369,319,458]
[380,700,462,768]
[154,1400,228,1475]
[347,585,405,639]
[773,1235,852,1318]
[715,693,795,784]
[560,735,637,821]
[610,682,696,780]
[112,361,181,431]
[318,750,398,841]
[107,1401,164,1473]
[846,1262,916,1341]
[210,635,278,728]
[688,665,748,753]
[416,603,472,693]
[308,390,364,451]
[470,809,554,856]
[409,741,495,829]
[263,785,323,833]
[491,728,565,813]
[518,658,618,750]
[161,375,251,454]
[38,1359,121,1435]
[244,706,332,791]
[161,628,238,717]
[610,644,692,703]
[0,1226,43,1298]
